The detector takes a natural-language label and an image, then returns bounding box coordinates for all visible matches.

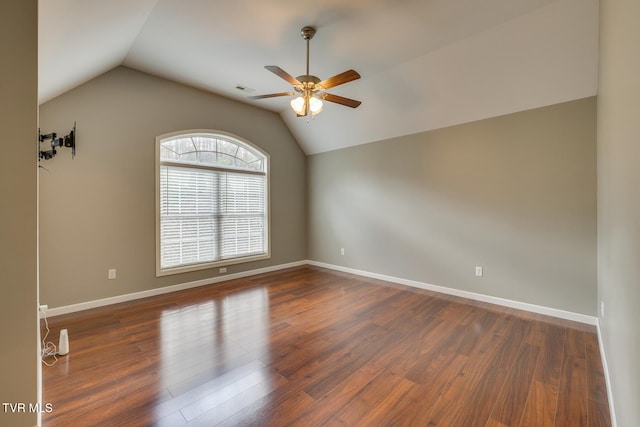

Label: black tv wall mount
[39,123,76,160]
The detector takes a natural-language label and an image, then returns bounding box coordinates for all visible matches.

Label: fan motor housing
[296,75,320,85]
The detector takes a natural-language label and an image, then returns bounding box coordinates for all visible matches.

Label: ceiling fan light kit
[291,94,323,115]
[250,26,361,118]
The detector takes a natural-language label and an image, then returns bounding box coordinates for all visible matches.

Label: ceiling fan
[249,26,361,117]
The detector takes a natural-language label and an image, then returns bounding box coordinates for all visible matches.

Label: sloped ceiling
[39,0,599,154]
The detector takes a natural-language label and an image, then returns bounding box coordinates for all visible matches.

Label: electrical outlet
[219,267,227,273]
[108,269,116,280]
[39,304,48,311]
[601,300,605,318]
[475,266,483,277]
[341,248,345,256]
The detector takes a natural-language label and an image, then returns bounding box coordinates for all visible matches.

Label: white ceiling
[39,0,599,155]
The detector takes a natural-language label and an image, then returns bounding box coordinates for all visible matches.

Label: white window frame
[155,130,270,276]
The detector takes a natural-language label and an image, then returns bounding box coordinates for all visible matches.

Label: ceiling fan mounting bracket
[300,26,316,41]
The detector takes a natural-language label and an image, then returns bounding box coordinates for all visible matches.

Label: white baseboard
[596,320,618,427]
[44,259,597,327]
[307,260,598,325]
[44,260,307,317]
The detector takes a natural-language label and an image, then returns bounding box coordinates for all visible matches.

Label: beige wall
[309,97,597,315]
[0,1,39,426]
[39,67,307,308]
[597,0,640,424]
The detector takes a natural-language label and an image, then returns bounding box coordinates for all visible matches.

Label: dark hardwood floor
[41,266,611,426]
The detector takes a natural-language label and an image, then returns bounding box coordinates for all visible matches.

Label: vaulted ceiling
[39,0,599,154]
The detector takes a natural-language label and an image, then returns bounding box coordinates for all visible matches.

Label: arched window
[156,131,269,275]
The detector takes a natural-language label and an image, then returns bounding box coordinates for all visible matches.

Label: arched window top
[156,130,270,275]
[159,131,266,173]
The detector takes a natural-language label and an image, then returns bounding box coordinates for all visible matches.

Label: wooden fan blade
[265,66,301,86]
[249,92,295,100]
[323,93,362,108]
[317,70,361,90]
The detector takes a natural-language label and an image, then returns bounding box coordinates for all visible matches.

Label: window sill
[156,252,271,277]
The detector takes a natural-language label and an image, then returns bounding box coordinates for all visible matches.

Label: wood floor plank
[384,354,469,426]
[333,369,412,426]
[41,266,611,426]
[216,390,316,427]
[585,332,609,405]
[556,356,589,426]
[404,321,466,384]
[155,360,267,420]
[180,369,282,422]
[289,362,384,426]
[535,323,567,387]
[340,375,416,426]
[488,343,541,426]
[518,321,567,426]
[443,319,530,426]
[589,399,613,427]
[302,330,391,399]
[520,380,560,427]
[185,370,289,426]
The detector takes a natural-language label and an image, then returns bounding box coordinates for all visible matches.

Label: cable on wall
[40,306,58,367]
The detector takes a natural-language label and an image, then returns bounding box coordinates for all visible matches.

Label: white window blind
[157,132,268,274]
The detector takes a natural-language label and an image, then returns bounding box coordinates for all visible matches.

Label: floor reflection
[157,286,272,423]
